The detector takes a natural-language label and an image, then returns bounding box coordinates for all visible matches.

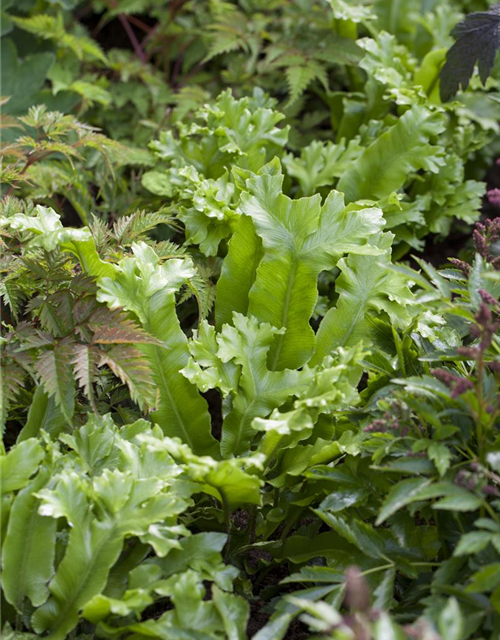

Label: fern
[72,344,100,410]
[89,217,111,252]
[111,210,177,246]
[35,342,76,422]
[90,310,160,345]
[1,107,120,222]
[149,240,188,259]
[203,4,252,62]
[12,14,107,63]
[285,60,329,106]
[0,359,25,433]
[179,266,217,321]
[204,27,248,62]
[0,281,24,320]
[99,345,155,409]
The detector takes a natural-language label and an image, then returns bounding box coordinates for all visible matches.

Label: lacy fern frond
[111,210,177,246]
[179,266,217,321]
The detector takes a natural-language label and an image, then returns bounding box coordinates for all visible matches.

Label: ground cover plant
[4,1,500,639]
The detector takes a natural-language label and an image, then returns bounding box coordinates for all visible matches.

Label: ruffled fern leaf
[97,244,218,456]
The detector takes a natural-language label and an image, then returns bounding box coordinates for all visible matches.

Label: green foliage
[141,41,493,256]
[215,160,387,368]
[0,106,126,224]
[6,168,500,640]
[144,89,289,255]
[1,415,247,639]
[4,1,500,639]
[96,241,219,456]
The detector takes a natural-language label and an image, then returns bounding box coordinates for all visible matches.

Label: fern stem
[118,14,147,64]
[476,350,486,465]
[222,493,232,560]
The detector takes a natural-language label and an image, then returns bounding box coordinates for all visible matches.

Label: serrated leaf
[440,6,500,101]
[99,345,155,410]
[466,562,500,593]
[433,493,483,511]
[428,443,453,477]
[72,344,101,400]
[91,314,159,345]
[35,343,75,422]
[286,61,328,105]
[373,568,396,610]
[12,14,107,63]
[454,531,494,556]
[319,486,369,513]
[0,359,26,434]
[314,510,386,558]
[376,477,432,525]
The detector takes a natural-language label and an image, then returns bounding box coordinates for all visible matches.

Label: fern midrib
[231,398,257,455]
[12,499,41,609]
[351,121,423,198]
[230,349,260,454]
[150,344,194,451]
[44,523,122,640]
[316,289,368,362]
[337,297,366,347]
[270,255,298,371]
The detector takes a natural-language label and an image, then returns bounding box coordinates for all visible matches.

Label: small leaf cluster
[0,106,122,224]
[142,81,490,258]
